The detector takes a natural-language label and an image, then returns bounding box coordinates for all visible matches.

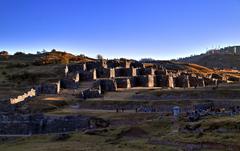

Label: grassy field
[2,112,240,151]
[0,132,179,151]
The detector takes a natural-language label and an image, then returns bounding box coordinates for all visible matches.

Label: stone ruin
[7,59,222,104]
[61,72,80,89]
[115,77,131,89]
[35,81,61,95]
[61,59,220,99]
[7,81,61,105]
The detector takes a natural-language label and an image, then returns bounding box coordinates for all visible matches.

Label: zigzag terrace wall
[62,60,227,99]
[6,59,230,102]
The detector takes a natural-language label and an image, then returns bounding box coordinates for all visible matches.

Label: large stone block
[175,75,190,88]
[96,68,115,78]
[132,75,154,87]
[67,72,80,82]
[130,61,144,68]
[81,89,102,99]
[79,69,97,81]
[115,77,131,88]
[203,77,216,86]
[99,59,108,68]
[68,63,86,73]
[120,60,131,68]
[97,79,117,92]
[35,81,60,94]
[136,68,155,76]
[155,70,167,76]
[197,77,205,87]
[60,78,79,89]
[107,60,120,68]
[168,75,174,88]
[154,75,169,87]
[115,67,137,77]
[189,76,199,87]
[86,62,101,70]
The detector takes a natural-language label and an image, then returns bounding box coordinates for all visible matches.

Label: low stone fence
[0,114,109,135]
[9,89,36,104]
[80,88,102,99]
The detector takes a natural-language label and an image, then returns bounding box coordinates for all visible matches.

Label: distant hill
[177,46,240,70]
[0,50,95,65]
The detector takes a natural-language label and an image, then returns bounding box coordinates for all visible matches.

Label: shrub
[14,52,25,55]
[1,71,7,75]
[5,63,29,68]
[96,54,103,60]
[0,51,8,56]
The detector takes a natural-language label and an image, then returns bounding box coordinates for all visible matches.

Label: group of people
[115,106,159,113]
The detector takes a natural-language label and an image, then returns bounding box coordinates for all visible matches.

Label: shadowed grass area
[0,115,233,151]
[0,130,178,151]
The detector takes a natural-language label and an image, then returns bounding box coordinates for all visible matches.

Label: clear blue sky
[0,0,240,60]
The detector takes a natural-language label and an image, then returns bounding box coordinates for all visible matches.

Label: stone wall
[120,60,131,68]
[197,77,205,87]
[35,81,60,94]
[59,61,223,96]
[174,75,190,88]
[132,75,154,87]
[136,68,155,76]
[130,61,144,68]
[107,60,120,68]
[86,62,101,71]
[191,76,213,87]
[68,63,86,73]
[154,75,168,87]
[168,75,174,88]
[66,72,80,82]
[60,78,79,89]
[79,69,97,81]
[97,79,117,92]
[9,89,36,104]
[115,67,137,77]
[115,77,131,88]
[96,68,115,78]
[99,59,108,68]
[155,70,167,76]
[227,76,240,82]
[0,114,108,135]
[81,88,102,99]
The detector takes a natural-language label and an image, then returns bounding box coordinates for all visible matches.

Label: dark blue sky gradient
[0,0,240,59]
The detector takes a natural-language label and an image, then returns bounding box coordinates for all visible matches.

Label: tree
[140,58,155,62]
[96,54,103,60]
[14,52,25,55]
[79,54,85,58]
[42,49,47,53]
[0,51,8,56]
[51,49,57,52]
